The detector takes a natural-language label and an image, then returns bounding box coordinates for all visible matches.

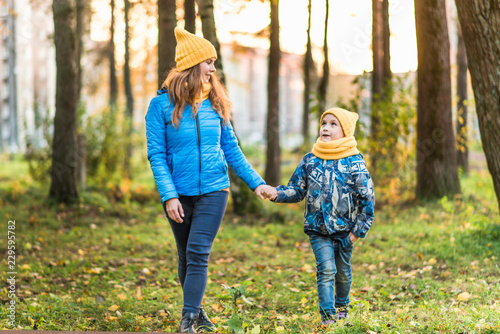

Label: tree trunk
[371,0,383,102]
[124,0,134,178]
[109,0,118,107]
[382,0,391,85]
[456,0,500,209]
[75,0,88,189]
[456,21,469,174]
[370,0,383,171]
[370,0,391,175]
[50,0,79,203]
[158,0,176,88]
[265,0,281,186]
[75,0,84,98]
[197,0,225,84]
[414,0,460,200]
[317,0,330,118]
[184,0,196,33]
[302,0,313,149]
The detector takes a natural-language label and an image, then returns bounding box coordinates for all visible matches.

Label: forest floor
[0,152,499,333]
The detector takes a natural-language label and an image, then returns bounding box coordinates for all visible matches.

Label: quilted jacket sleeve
[145,97,178,202]
[349,157,375,238]
[273,155,308,203]
[220,121,265,191]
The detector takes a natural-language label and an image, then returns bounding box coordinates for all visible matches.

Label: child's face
[320,114,345,142]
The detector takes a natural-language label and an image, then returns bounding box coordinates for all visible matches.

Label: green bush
[337,73,417,204]
[85,106,126,185]
[24,106,53,183]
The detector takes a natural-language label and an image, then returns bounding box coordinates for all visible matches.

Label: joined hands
[254,184,278,200]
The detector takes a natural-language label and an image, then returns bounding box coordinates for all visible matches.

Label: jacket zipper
[322,160,329,233]
[195,113,202,195]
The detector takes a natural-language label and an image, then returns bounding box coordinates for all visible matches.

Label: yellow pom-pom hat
[174,27,217,72]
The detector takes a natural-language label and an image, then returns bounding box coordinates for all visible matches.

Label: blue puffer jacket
[146,89,265,203]
[273,153,375,238]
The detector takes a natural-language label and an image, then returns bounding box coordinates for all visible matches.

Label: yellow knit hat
[174,27,217,72]
[320,108,359,137]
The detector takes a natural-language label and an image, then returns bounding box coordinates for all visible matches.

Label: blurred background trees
[1,0,498,209]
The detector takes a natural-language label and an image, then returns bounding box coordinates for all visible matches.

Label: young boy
[263,108,375,324]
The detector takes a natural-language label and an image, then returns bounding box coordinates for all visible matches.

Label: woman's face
[320,114,345,142]
[199,58,216,83]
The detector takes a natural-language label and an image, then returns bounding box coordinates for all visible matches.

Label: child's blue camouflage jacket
[273,153,375,238]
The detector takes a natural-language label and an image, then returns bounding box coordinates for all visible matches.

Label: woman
[146,27,268,333]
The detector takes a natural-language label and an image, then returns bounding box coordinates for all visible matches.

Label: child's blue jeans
[165,190,228,315]
[309,233,353,320]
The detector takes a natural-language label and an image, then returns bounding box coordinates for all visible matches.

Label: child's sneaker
[322,314,337,325]
[337,308,349,320]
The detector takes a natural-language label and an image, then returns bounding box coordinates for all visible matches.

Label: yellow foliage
[108,305,120,312]
[457,292,471,301]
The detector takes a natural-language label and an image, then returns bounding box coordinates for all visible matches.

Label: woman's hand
[254,185,270,200]
[349,232,359,244]
[165,198,184,223]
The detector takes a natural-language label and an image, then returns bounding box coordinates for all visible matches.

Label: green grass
[0,155,499,333]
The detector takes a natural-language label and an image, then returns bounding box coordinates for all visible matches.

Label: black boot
[179,312,198,333]
[196,306,216,332]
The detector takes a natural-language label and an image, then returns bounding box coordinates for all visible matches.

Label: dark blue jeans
[165,190,228,315]
[309,233,353,320]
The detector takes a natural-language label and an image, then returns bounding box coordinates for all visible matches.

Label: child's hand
[349,232,359,243]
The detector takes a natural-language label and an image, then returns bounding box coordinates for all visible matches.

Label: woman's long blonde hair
[161,65,231,128]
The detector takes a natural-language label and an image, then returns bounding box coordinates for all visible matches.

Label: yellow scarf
[311,136,360,160]
[192,83,211,104]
